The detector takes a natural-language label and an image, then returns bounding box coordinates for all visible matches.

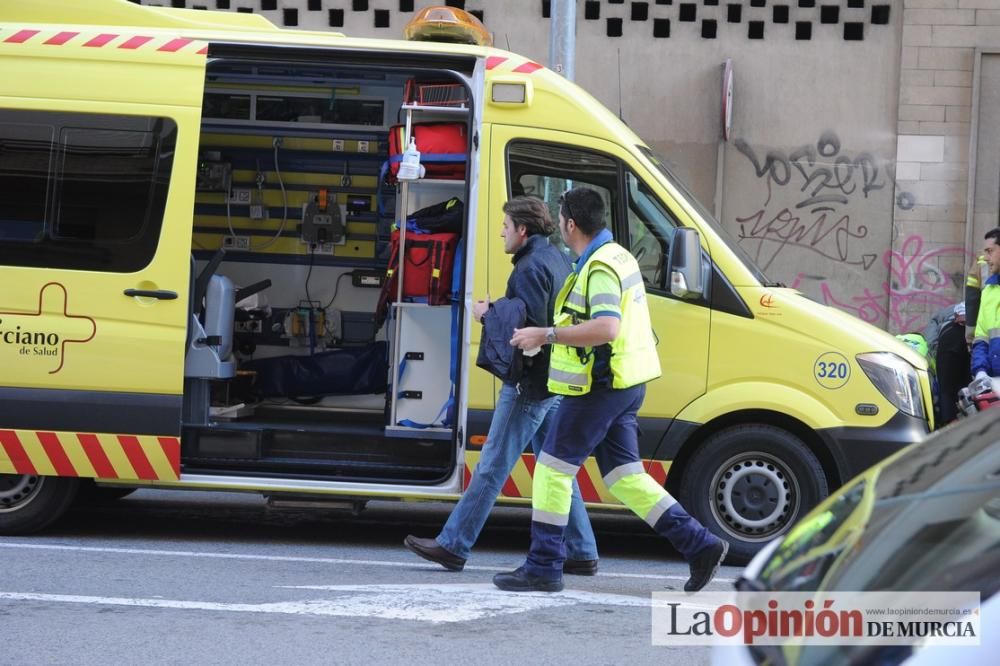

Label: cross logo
[0,282,96,374]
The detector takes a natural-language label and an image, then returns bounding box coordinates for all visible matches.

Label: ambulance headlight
[856,352,925,419]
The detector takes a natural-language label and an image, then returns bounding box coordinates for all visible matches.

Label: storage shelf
[400,104,469,115]
[384,425,453,440]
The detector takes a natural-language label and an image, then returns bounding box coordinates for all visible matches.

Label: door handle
[124,288,178,300]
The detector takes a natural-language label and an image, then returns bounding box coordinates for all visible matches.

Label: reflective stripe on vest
[547,242,662,395]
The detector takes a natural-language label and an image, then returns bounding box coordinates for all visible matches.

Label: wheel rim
[708,452,800,543]
[0,474,44,513]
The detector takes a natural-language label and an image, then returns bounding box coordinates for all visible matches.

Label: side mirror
[667,227,704,299]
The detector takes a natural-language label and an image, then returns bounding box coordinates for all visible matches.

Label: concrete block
[921,162,969,181]
[900,85,973,106]
[919,121,972,136]
[976,10,1000,24]
[902,47,920,68]
[960,0,1000,8]
[945,105,972,122]
[917,47,974,70]
[896,162,923,181]
[908,0,958,7]
[904,8,976,24]
[899,121,922,134]
[944,136,970,162]
[900,104,946,121]
[929,221,966,243]
[903,25,934,46]
[908,179,968,206]
[924,204,969,222]
[933,25,1000,46]
[934,69,973,86]
[894,204,929,222]
[902,69,936,87]
[897,135,946,162]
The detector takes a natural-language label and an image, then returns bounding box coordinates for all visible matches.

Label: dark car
[716,409,1000,666]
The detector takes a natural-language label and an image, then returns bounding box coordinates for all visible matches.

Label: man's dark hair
[986,227,1000,244]
[503,196,556,237]
[560,187,605,236]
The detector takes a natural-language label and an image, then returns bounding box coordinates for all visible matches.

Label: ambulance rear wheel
[677,425,828,565]
[0,474,80,535]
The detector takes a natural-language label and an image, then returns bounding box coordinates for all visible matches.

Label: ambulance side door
[0,32,205,480]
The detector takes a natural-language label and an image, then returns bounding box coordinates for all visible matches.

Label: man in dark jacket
[404,196,599,573]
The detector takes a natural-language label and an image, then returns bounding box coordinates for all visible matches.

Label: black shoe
[563,559,599,576]
[493,567,564,592]
[403,535,466,572]
[684,539,729,593]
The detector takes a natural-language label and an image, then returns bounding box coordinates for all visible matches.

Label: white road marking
[0,585,719,623]
[0,542,735,583]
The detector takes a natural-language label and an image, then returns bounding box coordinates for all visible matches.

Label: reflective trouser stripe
[537,451,580,476]
[531,460,574,525]
[607,472,678,527]
[602,461,646,489]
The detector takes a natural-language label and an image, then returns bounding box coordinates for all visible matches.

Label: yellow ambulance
[0,1,931,562]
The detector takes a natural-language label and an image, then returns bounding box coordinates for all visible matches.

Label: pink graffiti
[791,235,971,332]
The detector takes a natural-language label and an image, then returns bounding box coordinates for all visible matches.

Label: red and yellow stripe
[0,429,179,482]
[463,451,671,506]
[0,28,207,56]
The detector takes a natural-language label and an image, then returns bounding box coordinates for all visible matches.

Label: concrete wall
[139,0,1000,332]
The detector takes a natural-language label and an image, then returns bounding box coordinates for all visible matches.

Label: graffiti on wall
[788,236,970,333]
[729,130,944,332]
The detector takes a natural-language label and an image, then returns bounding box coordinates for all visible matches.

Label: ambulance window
[625,171,678,290]
[506,142,616,256]
[0,110,176,272]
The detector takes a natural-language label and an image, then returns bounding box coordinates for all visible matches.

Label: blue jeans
[437,383,599,561]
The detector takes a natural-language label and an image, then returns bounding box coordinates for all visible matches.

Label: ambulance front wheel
[0,474,80,535]
[677,425,829,565]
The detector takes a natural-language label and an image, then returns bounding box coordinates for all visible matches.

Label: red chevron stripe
[463,464,471,489]
[118,36,153,50]
[158,37,193,52]
[575,466,602,503]
[45,31,79,46]
[5,30,39,44]
[37,432,77,477]
[78,434,117,479]
[501,475,520,497]
[119,436,157,480]
[485,55,507,70]
[647,461,668,486]
[0,430,36,475]
[522,453,536,476]
[84,33,118,48]
[197,46,208,55]
[512,61,543,74]
[157,437,180,475]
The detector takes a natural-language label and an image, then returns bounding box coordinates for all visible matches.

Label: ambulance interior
[184,53,475,483]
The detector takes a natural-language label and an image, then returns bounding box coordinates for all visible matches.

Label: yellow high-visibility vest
[547,242,661,395]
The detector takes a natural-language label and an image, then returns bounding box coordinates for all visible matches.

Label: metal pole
[548,0,576,82]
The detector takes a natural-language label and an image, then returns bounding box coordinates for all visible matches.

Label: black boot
[493,567,564,592]
[684,540,729,593]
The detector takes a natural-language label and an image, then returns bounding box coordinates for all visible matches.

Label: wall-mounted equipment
[300,188,346,246]
[197,153,232,192]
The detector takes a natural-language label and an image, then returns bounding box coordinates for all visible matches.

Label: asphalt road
[0,489,741,665]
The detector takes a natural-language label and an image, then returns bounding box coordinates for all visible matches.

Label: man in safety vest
[971,227,1000,384]
[495,187,728,593]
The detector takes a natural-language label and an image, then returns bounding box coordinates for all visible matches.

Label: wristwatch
[545,327,557,345]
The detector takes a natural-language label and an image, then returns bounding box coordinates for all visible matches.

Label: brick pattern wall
[893,0,998,331]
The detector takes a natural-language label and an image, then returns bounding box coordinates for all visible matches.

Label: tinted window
[0,110,176,272]
[626,171,678,289]
[506,142,616,256]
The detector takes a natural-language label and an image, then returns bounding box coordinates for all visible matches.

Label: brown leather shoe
[563,559,599,576]
[403,535,466,571]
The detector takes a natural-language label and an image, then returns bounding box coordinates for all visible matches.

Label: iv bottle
[398,137,421,180]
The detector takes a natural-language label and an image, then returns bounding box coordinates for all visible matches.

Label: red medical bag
[387,123,467,181]
[375,231,460,326]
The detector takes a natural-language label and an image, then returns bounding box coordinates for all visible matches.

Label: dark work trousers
[524,383,717,580]
[936,323,971,425]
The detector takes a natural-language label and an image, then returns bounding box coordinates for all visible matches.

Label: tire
[678,424,829,565]
[0,474,81,535]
